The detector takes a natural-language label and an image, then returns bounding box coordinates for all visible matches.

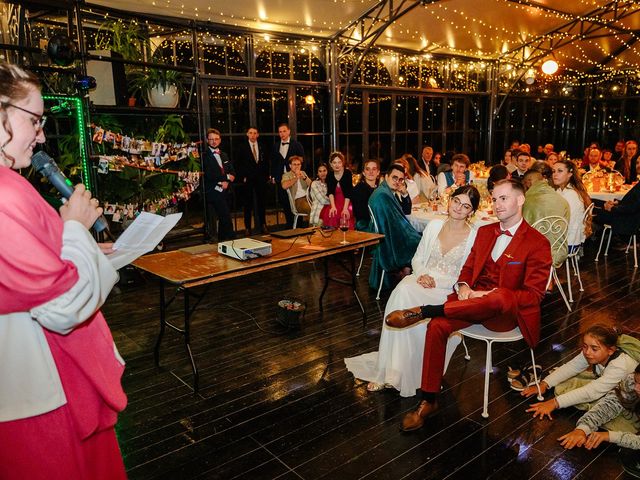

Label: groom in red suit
[386,179,552,431]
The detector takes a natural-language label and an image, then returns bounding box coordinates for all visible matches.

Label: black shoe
[620,448,640,478]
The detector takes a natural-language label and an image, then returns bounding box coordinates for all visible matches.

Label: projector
[217,238,272,260]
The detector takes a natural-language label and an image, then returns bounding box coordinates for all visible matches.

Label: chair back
[531,215,569,262]
[368,204,380,234]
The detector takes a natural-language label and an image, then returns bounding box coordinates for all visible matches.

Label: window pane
[446,98,464,131]
[255,88,288,133]
[423,98,443,131]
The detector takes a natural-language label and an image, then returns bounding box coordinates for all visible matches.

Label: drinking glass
[339,216,349,244]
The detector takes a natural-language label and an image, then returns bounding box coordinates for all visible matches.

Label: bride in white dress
[345,185,480,397]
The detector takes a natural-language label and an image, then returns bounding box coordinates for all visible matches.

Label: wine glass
[339,216,349,244]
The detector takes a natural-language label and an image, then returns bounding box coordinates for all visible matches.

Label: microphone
[31,151,110,233]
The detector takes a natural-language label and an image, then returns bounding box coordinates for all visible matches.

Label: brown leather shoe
[401,400,439,431]
[385,307,424,328]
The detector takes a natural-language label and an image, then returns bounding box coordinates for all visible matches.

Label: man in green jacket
[522,166,570,267]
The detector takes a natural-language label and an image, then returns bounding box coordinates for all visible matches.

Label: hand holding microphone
[59,183,103,230]
[31,151,110,234]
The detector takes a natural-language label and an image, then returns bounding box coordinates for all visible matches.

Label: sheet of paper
[107,212,182,269]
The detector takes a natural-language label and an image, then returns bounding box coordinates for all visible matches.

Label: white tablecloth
[408,204,498,232]
[589,190,629,202]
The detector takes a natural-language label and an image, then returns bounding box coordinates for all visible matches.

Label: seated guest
[523,324,638,420]
[552,160,592,249]
[367,164,421,290]
[385,180,552,431]
[501,149,515,173]
[616,140,639,184]
[511,150,531,182]
[394,156,421,202]
[420,146,438,178]
[558,364,640,451]
[433,151,446,174]
[545,151,560,167]
[320,151,355,229]
[281,155,312,215]
[594,160,640,237]
[352,159,380,231]
[404,153,437,201]
[487,164,510,193]
[437,153,475,196]
[602,149,616,170]
[522,166,570,267]
[345,186,480,396]
[309,163,330,226]
[584,147,604,172]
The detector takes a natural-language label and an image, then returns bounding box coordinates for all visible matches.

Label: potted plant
[129,68,183,108]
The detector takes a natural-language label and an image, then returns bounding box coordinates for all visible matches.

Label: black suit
[594,181,640,236]
[270,138,305,227]
[235,140,269,233]
[615,154,639,184]
[203,146,236,241]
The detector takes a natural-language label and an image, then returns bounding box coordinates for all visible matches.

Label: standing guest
[367,164,422,290]
[523,167,570,267]
[235,126,269,235]
[511,151,531,182]
[281,155,311,217]
[615,140,639,184]
[523,324,637,420]
[320,151,355,229]
[552,160,592,249]
[404,153,437,201]
[420,145,438,177]
[0,63,127,478]
[386,180,552,431]
[437,153,475,196]
[271,123,305,227]
[352,159,380,231]
[203,128,236,241]
[309,163,330,226]
[345,186,480,396]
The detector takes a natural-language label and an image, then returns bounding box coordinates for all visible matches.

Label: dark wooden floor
[103,236,640,479]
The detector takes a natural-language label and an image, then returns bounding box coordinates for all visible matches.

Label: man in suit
[271,123,305,228]
[235,126,269,235]
[595,157,640,237]
[511,150,531,182]
[203,128,236,241]
[386,179,552,431]
[420,146,437,178]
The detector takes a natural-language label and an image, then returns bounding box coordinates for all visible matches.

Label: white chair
[459,324,543,418]
[595,224,638,268]
[286,188,309,229]
[368,204,385,300]
[531,216,571,312]
[564,203,595,301]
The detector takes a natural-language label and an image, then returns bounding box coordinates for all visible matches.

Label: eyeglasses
[389,174,405,183]
[451,196,473,211]
[3,102,47,130]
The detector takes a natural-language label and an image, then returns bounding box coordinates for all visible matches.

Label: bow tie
[211,148,220,154]
[281,142,289,146]
[496,228,513,237]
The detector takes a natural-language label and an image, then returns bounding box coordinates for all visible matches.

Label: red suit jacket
[450,221,552,348]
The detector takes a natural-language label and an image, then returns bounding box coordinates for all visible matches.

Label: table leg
[318,256,330,311]
[350,251,367,326]
[153,280,166,367]
[183,289,199,393]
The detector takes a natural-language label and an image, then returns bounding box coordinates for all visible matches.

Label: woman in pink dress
[319,151,355,229]
[0,63,127,479]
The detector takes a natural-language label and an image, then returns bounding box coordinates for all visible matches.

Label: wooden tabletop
[132,230,384,288]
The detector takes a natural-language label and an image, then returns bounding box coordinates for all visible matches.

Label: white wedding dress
[345,219,476,397]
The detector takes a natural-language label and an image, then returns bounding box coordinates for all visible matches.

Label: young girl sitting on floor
[523,324,639,420]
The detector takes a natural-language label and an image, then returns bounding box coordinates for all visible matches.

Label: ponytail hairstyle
[0,63,41,167]
[581,323,619,349]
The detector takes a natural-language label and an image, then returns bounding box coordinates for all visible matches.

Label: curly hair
[0,63,41,167]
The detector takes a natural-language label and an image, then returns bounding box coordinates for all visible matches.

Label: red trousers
[421,288,518,393]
